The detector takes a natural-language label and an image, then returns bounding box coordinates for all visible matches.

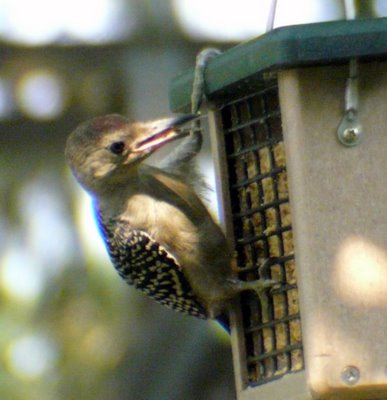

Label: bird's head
[65,113,196,193]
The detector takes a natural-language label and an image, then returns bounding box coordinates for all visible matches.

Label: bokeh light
[173,0,351,41]
[63,0,134,43]
[0,0,61,45]
[0,241,45,302]
[5,334,58,381]
[19,178,75,273]
[173,0,272,41]
[16,69,67,120]
[274,0,344,27]
[375,0,387,16]
[0,175,75,303]
[0,0,135,45]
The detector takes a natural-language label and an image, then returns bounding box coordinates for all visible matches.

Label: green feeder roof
[169,17,387,112]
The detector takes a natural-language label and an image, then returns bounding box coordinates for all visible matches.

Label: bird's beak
[133,114,198,154]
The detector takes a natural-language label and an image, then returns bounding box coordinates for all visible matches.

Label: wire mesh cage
[170,17,387,400]
[220,85,303,386]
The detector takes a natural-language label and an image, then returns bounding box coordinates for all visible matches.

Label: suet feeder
[169,18,387,400]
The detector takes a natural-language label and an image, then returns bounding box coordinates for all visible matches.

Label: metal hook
[337,0,362,146]
[337,58,362,146]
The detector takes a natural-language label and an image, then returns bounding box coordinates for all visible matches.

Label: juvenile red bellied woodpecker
[65,113,276,328]
[65,50,276,329]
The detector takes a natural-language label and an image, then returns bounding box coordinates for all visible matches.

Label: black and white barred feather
[97,214,207,319]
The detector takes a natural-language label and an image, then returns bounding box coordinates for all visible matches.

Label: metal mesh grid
[220,83,304,386]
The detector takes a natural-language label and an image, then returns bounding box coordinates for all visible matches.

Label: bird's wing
[104,227,208,319]
[148,171,210,225]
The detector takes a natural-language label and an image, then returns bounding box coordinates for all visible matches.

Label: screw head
[341,366,360,385]
[342,127,361,145]
[337,111,363,147]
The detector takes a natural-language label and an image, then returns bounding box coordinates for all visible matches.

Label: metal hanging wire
[266,0,278,32]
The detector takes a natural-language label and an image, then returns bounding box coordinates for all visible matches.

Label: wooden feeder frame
[169,18,387,400]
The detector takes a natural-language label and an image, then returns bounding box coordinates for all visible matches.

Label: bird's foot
[229,277,278,322]
[229,257,282,322]
[191,48,221,115]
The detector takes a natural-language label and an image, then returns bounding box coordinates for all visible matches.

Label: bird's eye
[109,141,125,155]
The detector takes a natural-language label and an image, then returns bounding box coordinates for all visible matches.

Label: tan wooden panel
[279,62,387,399]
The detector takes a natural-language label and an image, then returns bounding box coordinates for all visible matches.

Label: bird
[65,113,277,327]
[65,49,276,329]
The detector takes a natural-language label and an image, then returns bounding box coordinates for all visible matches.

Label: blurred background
[0,1,386,399]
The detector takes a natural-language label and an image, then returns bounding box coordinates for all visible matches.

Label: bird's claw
[230,277,278,294]
[229,277,279,322]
